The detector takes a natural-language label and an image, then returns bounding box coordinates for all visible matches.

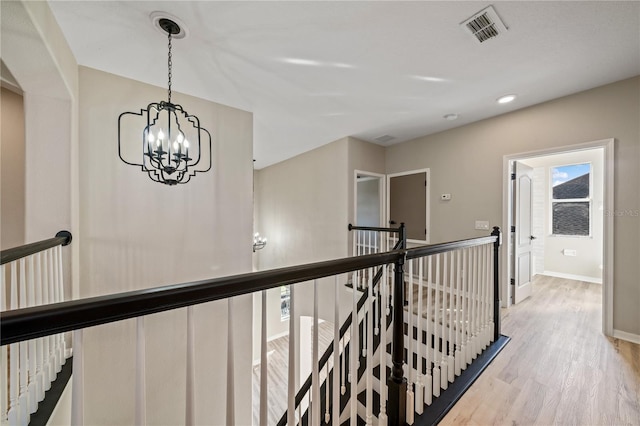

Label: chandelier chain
[167,33,173,103]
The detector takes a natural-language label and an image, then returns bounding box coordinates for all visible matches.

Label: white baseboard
[541,270,602,284]
[613,329,640,345]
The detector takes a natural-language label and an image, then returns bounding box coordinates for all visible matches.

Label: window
[280,286,291,321]
[551,163,591,236]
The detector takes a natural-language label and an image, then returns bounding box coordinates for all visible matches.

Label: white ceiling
[48,1,640,169]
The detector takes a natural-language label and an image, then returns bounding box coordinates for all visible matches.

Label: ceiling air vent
[461,5,508,43]
[375,134,396,144]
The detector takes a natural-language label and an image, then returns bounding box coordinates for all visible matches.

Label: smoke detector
[461,5,508,43]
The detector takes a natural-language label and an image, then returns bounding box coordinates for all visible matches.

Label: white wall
[385,76,640,336]
[523,149,604,282]
[77,66,254,425]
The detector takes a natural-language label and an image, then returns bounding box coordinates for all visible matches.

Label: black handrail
[1,232,498,348]
[348,223,403,234]
[1,251,401,346]
[1,231,72,265]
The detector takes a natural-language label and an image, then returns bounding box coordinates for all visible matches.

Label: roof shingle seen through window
[553,173,589,199]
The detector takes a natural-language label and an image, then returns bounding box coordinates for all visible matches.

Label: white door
[513,161,534,303]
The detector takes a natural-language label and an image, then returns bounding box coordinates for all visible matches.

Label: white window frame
[549,162,593,237]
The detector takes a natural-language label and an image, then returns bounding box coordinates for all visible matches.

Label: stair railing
[275,225,405,425]
[1,228,501,426]
[1,231,72,426]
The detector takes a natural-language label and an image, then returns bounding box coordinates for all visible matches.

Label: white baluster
[226,300,234,426]
[47,249,57,380]
[41,251,52,391]
[340,336,345,396]
[8,262,20,425]
[57,245,67,360]
[1,264,7,425]
[448,251,455,384]
[432,254,441,397]
[482,245,488,347]
[325,361,330,424]
[287,285,297,426]
[440,253,448,391]
[312,280,320,426]
[71,329,84,425]
[464,248,472,366]
[51,249,61,373]
[34,253,45,401]
[27,256,37,414]
[489,245,496,344]
[415,259,424,414]
[260,291,268,426]
[454,250,463,377]
[136,317,147,425]
[332,276,340,426]
[366,269,373,425]
[424,256,433,406]
[471,247,479,359]
[18,259,29,424]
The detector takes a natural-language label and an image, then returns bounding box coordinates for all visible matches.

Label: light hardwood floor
[442,275,640,426]
[252,321,334,426]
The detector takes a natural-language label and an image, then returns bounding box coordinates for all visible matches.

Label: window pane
[552,164,590,199]
[552,202,589,236]
[280,286,291,320]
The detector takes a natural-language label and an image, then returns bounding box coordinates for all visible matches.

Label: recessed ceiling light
[444,113,459,121]
[497,94,517,104]
[282,58,321,66]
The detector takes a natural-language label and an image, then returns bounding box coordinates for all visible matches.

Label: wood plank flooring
[252,321,334,425]
[441,275,640,426]
[250,276,639,425]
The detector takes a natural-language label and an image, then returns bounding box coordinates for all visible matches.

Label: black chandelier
[118,18,211,185]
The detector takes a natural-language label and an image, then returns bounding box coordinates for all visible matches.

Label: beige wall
[385,76,640,336]
[1,0,77,324]
[78,66,254,425]
[1,87,26,250]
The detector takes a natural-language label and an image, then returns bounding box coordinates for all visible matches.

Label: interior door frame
[502,138,614,336]
[386,168,431,244]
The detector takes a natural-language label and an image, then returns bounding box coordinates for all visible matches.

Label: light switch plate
[441,193,451,200]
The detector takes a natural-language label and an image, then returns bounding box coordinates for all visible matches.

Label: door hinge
[511,226,516,233]
[511,173,516,180]
[425,180,427,187]
[425,228,427,235]
[510,278,515,285]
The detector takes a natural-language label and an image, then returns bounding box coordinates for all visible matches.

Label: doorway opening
[503,139,614,335]
[387,169,430,244]
[354,170,385,229]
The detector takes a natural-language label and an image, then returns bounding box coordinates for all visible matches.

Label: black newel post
[388,223,407,425]
[491,226,501,341]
